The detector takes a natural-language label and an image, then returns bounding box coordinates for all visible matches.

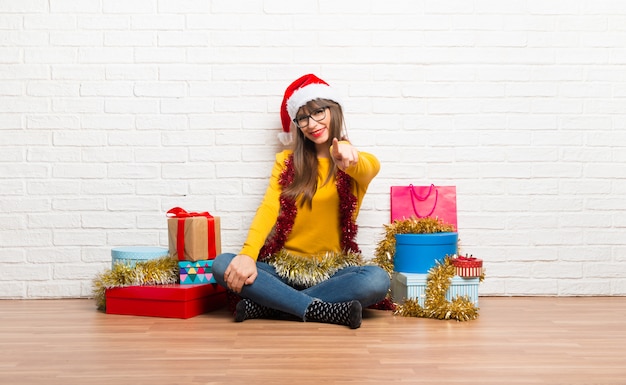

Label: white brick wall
[1,0,625,298]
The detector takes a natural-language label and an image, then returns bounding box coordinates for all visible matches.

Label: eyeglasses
[293,107,328,129]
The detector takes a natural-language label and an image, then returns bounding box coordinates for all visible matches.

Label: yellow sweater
[240,149,380,260]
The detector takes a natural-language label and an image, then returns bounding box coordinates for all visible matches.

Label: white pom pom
[278,132,293,146]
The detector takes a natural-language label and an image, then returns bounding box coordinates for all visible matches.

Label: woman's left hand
[331,138,359,171]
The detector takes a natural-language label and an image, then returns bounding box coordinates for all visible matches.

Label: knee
[211,253,235,279]
[357,266,391,307]
[368,266,391,293]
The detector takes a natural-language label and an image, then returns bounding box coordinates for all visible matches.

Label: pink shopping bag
[390,184,457,230]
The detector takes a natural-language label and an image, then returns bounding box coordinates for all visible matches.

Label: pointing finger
[331,138,341,159]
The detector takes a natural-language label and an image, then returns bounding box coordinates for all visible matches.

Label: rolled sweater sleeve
[345,150,380,189]
[329,141,380,217]
[329,140,380,189]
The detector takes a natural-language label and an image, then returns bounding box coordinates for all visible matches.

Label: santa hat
[279,74,342,145]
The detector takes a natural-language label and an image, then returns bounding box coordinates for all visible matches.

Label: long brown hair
[282,98,346,208]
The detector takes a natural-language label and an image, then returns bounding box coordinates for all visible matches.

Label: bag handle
[409,184,438,218]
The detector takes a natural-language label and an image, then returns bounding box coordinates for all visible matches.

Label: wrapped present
[391,272,479,307]
[179,260,216,284]
[105,283,226,319]
[451,255,483,277]
[167,207,221,261]
[110,246,169,269]
[394,232,458,273]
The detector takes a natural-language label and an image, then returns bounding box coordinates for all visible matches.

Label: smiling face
[296,106,331,146]
[292,99,345,158]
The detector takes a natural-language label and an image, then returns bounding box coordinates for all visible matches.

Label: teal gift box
[179,260,216,285]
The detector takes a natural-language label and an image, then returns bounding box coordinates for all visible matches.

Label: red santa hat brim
[286,83,341,121]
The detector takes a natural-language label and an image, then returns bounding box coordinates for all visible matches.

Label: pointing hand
[331,138,359,171]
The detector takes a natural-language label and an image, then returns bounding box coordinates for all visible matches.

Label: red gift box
[451,255,483,277]
[105,283,226,319]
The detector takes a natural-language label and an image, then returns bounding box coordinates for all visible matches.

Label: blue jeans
[212,253,390,320]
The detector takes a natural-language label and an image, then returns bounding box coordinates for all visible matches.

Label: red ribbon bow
[167,207,217,261]
[167,207,214,219]
[456,255,477,262]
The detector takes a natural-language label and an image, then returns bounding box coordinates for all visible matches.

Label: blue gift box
[391,272,479,307]
[394,233,458,273]
[179,260,216,285]
[111,246,169,268]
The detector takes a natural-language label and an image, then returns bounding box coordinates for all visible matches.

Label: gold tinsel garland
[373,217,456,275]
[92,257,179,310]
[269,250,364,288]
[393,257,479,321]
[373,217,482,322]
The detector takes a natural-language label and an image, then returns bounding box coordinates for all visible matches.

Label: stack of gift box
[388,185,485,308]
[390,231,483,307]
[105,208,226,319]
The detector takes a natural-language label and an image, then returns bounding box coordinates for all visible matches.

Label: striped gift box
[451,255,483,277]
[391,272,479,307]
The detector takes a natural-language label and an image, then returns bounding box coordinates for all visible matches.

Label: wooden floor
[1,297,625,385]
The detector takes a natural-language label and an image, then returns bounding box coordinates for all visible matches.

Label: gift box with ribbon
[167,207,221,262]
[451,255,483,277]
[179,260,216,285]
